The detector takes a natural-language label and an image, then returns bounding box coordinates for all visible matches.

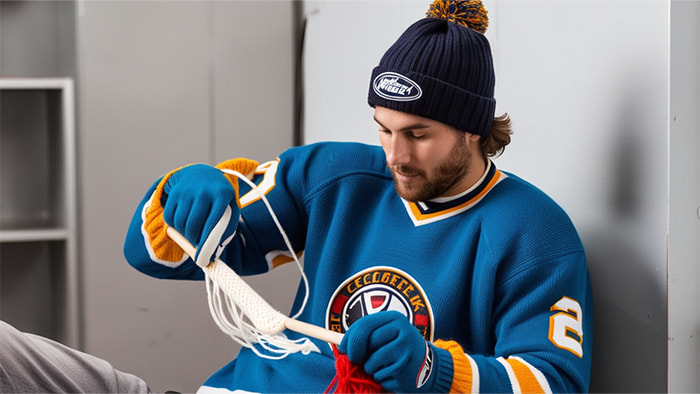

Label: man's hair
[480,113,512,158]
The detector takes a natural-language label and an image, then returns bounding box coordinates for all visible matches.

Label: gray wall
[77,1,296,392]
[0,0,76,78]
[303,0,699,392]
[2,0,699,392]
[668,1,700,391]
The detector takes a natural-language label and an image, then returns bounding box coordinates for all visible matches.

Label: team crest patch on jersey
[325,267,434,340]
[373,72,422,102]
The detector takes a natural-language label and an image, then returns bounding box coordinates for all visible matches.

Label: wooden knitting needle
[166,226,344,345]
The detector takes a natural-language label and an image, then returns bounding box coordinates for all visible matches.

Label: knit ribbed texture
[430,343,457,393]
[143,166,186,262]
[435,339,474,393]
[368,16,496,136]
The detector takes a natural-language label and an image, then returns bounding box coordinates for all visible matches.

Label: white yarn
[195,169,318,359]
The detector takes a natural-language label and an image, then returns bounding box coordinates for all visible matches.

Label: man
[125,0,592,392]
[0,0,592,392]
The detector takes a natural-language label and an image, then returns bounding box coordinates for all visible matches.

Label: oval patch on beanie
[373,72,422,101]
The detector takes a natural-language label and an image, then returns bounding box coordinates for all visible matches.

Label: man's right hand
[162,164,239,265]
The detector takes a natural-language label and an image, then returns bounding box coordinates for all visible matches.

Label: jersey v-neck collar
[401,160,507,226]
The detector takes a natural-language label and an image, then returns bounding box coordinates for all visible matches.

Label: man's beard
[390,140,472,202]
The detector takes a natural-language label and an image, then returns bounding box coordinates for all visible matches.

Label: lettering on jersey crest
[325,266,434,341]
[373,72,422,102]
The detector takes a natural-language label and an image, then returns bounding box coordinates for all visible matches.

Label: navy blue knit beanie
[368,0,496,137]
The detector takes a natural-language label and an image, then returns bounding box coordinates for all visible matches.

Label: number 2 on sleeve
[548,296,584,358]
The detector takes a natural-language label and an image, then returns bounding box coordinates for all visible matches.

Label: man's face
[375,106,483,202]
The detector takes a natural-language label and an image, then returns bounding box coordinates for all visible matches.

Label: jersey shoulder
[280,142,392,190]
[284,141,388,173]
[482,171,585,259]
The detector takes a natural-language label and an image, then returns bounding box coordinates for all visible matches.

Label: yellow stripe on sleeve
[498,356,552,394]
[434,339,478,393]
[143,166,186,263]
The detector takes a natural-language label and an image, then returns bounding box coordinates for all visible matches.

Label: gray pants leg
[0,320,150,393]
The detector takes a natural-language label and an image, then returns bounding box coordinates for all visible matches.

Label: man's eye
[379,128,391,134]
[409,132,425,139]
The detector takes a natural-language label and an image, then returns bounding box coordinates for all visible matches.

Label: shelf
[0,87,67,230]
[0,228,69,242]
[0,77,78,347]
[0,240,68,340]
[0,77,74,90]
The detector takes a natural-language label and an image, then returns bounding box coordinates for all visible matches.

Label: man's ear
[464,132,485,158]
[466,132,481,143]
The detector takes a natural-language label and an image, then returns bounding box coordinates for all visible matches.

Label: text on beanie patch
[373,72,422,102]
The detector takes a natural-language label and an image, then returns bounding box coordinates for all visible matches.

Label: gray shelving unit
[0,77,78,347]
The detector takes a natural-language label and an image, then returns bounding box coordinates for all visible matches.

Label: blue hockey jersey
[124,141,592,393]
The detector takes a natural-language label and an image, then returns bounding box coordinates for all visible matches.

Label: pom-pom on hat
[368,0,496,137]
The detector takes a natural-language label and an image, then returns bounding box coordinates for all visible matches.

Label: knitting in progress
[165,171,381,392]
[163,1,492,390]
[123,0,594,390]
[166,170,338,358]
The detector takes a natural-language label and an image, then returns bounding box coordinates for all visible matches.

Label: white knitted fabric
[188,169,318,359]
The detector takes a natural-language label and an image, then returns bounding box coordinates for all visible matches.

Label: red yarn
[325,345,385,393]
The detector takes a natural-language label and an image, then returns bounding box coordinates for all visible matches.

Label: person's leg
[0,320,150,393]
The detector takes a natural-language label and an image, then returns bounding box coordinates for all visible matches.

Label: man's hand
[162,164,238,265]
[338,311,449,393]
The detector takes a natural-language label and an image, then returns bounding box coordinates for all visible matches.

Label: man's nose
[386,135,411,166]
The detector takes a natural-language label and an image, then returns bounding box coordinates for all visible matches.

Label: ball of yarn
[427,0,489,34]
[325,345,384,393]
